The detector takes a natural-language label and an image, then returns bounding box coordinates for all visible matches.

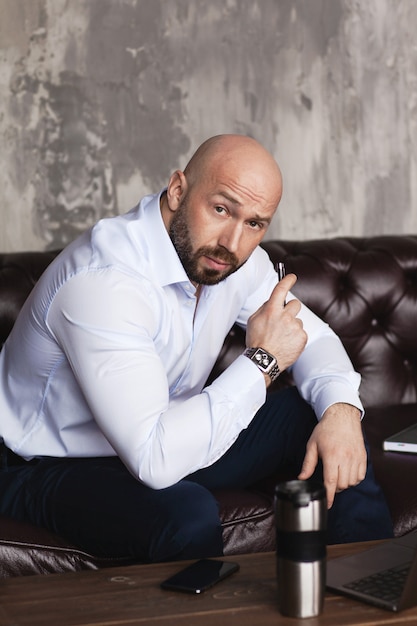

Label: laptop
[326,530,417,612]
[383,422,417,453]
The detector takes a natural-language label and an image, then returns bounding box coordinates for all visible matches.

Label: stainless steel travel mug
[274,480,327,618]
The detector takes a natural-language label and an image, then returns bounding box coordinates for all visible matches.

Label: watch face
[253,349,274,371]
[244,347,280,382]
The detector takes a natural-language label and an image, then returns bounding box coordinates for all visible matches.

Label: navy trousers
[0,388,393,562]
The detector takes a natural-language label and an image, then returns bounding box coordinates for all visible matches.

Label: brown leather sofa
[1,235,417,577]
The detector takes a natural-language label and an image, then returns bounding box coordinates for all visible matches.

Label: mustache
[197,246,239,266]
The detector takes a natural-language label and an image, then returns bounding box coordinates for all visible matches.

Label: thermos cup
[274,480,327,618]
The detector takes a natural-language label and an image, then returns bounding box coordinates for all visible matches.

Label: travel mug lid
[275,480,326,507]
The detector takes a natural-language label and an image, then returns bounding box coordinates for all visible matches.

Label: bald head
[161,134,283,285]
[183,134,283,209]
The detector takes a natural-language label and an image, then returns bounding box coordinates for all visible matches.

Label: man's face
[168,178,276,286]
[169,193,241,285]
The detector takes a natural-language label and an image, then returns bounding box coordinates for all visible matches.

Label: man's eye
[215,206,226,214]
[248,220,262,229]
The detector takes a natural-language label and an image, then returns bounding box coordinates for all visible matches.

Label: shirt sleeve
[233,250,364,419]
[290,303,364,418]
[46,270,267,489]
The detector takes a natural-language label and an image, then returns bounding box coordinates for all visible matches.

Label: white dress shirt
[0,191,363,489]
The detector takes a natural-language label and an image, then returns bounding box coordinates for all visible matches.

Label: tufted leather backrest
[1,237,416,409]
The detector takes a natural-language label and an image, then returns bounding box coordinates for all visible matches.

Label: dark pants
[0,388,393,562]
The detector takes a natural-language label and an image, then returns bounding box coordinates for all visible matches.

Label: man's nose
[218,223,242,252]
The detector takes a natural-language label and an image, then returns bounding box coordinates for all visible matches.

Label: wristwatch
[243,347,280,382]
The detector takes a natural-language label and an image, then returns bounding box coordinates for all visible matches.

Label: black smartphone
[160,558,239,594]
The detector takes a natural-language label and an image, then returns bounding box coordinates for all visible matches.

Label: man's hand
[246,274,307,375]
[298,403,367,508]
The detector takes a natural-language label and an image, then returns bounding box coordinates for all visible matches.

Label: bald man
[0,135,392,562]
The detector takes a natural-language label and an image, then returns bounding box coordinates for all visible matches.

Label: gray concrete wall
[1,0,416,251]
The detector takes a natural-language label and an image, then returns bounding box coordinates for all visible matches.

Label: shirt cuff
[313,380,364,420]
[208,353,267,428]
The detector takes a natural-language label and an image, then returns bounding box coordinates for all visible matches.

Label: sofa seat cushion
[364,403,417,537]
[215,487,277,555]
[0,515,134,577]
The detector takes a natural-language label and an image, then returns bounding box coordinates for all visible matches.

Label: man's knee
[145,481,223,562]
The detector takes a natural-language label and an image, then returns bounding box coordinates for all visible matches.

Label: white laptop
[383,423,417,453]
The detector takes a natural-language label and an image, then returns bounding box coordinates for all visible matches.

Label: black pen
[276,262,286,281]
[276,262,287,304]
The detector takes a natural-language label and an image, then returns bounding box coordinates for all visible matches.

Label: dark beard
[168,197,241,285]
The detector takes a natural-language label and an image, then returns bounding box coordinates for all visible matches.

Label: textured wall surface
[1,0,416,251]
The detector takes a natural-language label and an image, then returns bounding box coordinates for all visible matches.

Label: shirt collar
[138,190,195,290]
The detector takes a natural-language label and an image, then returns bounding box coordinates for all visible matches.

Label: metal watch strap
[243,347,281,382]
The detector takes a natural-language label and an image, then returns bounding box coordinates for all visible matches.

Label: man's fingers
[300,441,339,509]
[322,457,367,508]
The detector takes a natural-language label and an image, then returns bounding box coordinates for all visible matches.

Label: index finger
[269,273,298,306]
[322,464,338,509]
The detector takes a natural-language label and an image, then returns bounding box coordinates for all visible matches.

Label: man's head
[161,134,283,286]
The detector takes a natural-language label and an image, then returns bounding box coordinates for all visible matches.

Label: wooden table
[0,542,416,625]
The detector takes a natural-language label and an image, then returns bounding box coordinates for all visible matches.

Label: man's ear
[166,170,188,212]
